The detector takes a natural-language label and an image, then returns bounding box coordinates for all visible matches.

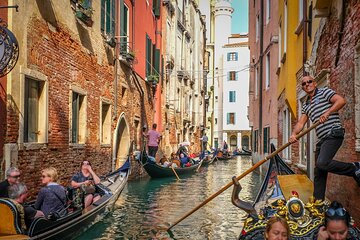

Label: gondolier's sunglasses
[326,207,347,217]
[301,80,313,86]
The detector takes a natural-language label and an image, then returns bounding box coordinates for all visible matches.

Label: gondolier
[144,123,162,158]
[289,76,360,201]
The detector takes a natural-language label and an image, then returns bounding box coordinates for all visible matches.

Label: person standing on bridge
[289,76,360,201]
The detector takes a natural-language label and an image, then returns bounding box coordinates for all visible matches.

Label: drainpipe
[259,0,264,154]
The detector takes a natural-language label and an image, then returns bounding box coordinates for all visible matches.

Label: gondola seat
[0,198,25,235]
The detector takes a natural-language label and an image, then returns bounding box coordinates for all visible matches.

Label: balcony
[177,70,190,80]
[119,42,136,65]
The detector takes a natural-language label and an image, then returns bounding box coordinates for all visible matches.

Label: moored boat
[0,158,131,240]
[140,150,201,178]
[231,144,360,239]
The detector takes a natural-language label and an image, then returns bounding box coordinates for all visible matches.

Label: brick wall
[6,16,154,198]
[314,2,360,223]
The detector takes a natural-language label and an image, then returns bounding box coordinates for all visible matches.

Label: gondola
[231,144,360,239]
[233,148,252,156]
[0,158,131,240]
[140,150,201,178]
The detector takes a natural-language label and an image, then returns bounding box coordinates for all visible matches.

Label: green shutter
[111,0,115,35]
[153,0,160,17]
[146,35,152,76]
[105,0,111,34]
[101,0,105,32]
[72,92,79,143]
[154,48,160,76]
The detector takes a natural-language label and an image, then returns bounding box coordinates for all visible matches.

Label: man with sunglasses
[317,201,353,240]
[289,76,360,201]
[0,167,21,198]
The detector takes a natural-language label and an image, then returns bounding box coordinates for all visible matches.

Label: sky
[232,0,249,34]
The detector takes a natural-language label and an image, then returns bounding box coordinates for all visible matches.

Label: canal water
[76,156,263,240]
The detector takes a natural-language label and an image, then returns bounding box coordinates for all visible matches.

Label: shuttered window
[229,91,236,102]
[71,92,85,143]
[24,78,40,142]
[227,113,235,124]
[146,35,152,76]
[263,127,270,153]
[101,0,115,35]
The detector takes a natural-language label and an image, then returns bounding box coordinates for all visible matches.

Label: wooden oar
[196,158,204,172]
[171,166,180,180]
[166,121,320,231]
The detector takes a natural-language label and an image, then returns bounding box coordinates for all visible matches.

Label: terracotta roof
[223,42,248,47]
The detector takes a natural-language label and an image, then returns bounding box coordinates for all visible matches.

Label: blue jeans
[314,128,355,200]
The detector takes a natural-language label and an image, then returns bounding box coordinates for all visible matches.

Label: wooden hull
[140,151,200,178]
[237,144,360,239]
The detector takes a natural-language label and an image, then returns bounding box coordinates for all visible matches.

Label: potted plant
[126,51,136,62]
[147,74,159,86]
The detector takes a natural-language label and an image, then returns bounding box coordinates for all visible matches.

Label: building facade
[222,34,250,151]
[1,0,164,195]
[161,0,206,156]
[248,0,279,169]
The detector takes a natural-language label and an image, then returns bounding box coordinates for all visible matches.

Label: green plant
[147,74,159,83]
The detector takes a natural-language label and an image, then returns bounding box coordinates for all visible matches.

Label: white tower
[213,0,233,147]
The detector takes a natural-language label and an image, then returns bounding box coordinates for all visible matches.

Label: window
[146,34,152,76]
[101,101,111,144]
[266,0,270,23]
[255,67,259,97]
[284,1,288,54]
[71,91,86,143]
[266,53,270,89]
[101,0,115,35]
[278,25,282,67]
[228,71,237,81]
[24,78,47,143]
[263,126,270,153]
[215,118,217,124]
[229,91,236,102]
[282,108,291,160]
[227,52,238,61]
[153,0,160,17]
[227,113,235,124]
[256,14,259,41]
[254,129,258,152]
[120,3,129,52]
[299,0,303,23]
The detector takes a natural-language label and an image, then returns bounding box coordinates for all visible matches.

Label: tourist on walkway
[0,167,21,198]
[289,76,360,201]
[145,123,162,158]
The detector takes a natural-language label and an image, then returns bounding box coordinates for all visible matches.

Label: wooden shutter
[24,79,39,142]
[101,0,105,32]
[72,92,79,143]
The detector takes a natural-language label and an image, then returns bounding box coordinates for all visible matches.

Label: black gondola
[231,144,360,240]
[233,148,252,156]
[140,150,201,178]
[0,158,131,240]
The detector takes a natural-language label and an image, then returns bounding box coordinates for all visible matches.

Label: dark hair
[152,123,157,129]
[325,201,351,227]
[80,160,92,170]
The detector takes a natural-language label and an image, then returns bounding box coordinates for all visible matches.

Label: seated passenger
[8,183,44,228]
[317,201,351,240]
[159,157,171,167]
[0,167,21,198]
[71,161,101,208]
[170,152,181,168]
[179,153,190,167]
[34,167,67,218]
[265,216,290,240]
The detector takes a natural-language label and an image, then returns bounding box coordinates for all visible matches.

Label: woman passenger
[71,160,101,208]
[265,216,290,240]
[34,167,67,218]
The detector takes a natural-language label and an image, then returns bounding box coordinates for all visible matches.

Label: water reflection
[76,156,263,240]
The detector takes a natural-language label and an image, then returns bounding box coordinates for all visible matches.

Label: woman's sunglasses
[326,207,347,217]
[301,80,313,86]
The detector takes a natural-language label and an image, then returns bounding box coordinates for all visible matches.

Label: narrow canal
[76,156,263,239]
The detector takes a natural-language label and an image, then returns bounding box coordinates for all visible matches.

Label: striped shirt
[301,87,342,140]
